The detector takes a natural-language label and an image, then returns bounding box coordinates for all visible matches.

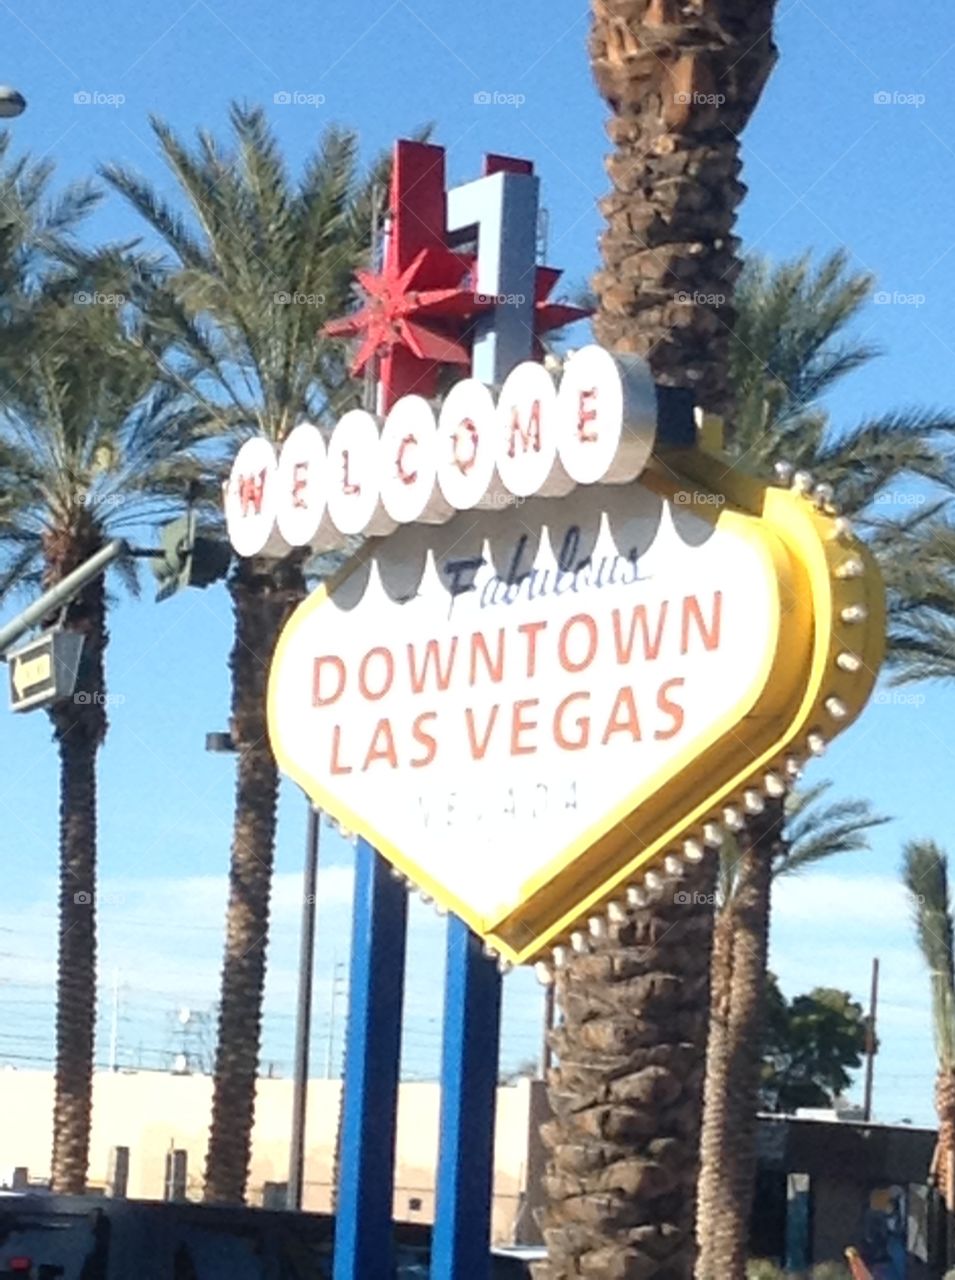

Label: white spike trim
[588,916,607,939]
[553,946,570,970]
[774,460,795,486]
[807,731,826,756]
[825,696,849,720]
[836,652,863,673]
[792,470,813,494]
[534,961,554,986]
[765,772,786,797]
[607,901,628,924]
[703,822,723,847]
[723,806,744,831]
[744,790,765,814]
[570,930,589,954]
[683,838,705,862]
[627,885,648,908]
[841,604,868,624]
[664,853,683,877]
[813,482,834,507]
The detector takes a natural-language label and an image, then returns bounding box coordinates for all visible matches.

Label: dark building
[753,1113,940,1275]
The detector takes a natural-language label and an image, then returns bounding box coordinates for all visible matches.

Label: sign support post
[332,840,409,1280]
[431,917,503,1280]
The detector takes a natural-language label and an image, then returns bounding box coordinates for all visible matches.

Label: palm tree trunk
[204,554,304,1205]
[536,4,780,1274]
[696,804,783,1280]
[589,0,778,416]
[695,886,734,1267]
[50,730,99,1193]
[535,855,717,1279]
[46,556,108,1195]
[935,1068,955,1212]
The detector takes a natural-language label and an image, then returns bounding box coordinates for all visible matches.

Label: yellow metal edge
[486,457,885,963]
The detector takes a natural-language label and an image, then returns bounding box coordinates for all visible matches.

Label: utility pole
[108,969,120,1071]
[288,802,322,1211]
[539,982,555,1078]
[863,956,880,1121]
[325,958,346,1078]
[363,184,384,415]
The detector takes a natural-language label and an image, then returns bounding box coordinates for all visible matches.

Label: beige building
[0,1068,548,1244]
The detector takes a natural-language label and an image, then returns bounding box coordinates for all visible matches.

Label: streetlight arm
[0,538,127,658]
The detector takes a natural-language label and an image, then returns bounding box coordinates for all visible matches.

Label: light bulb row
[533,457,876,985]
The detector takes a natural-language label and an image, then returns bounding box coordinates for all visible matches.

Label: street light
[0,86,26,119]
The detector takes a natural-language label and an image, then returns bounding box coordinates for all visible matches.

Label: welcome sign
[265,448,884,962]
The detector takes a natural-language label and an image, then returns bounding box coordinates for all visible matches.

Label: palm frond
[902,840,955,1068]
[103,104,389,444]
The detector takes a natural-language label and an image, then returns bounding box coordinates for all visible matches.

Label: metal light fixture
[0,86,26,119]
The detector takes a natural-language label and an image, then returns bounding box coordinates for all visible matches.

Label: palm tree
[588,0,779,418]
[0,256,203,1193]
[695,249,955,1280]
[882,516,955,685]
[698,785,888,1278]
[104,106,393,1203]
[902,841,955,1210]
[0,136,99,555]
[728,251,955,506]
[538,7,781,1278]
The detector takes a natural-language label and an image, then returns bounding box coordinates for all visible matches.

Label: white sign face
[268,481,781,928]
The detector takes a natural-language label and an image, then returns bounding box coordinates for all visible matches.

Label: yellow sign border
[268,447,884,964]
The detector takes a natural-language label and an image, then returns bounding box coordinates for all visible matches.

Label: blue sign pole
[333,840,409,1280]
[431,915,503,1280]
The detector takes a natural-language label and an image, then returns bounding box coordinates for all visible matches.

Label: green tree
[760,978,868,1114]
[104,106,393,1203]
[902,840,955,1210]
[0,254,202,1193]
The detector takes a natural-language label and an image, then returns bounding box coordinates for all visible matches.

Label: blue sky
[1,0,954,1128]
